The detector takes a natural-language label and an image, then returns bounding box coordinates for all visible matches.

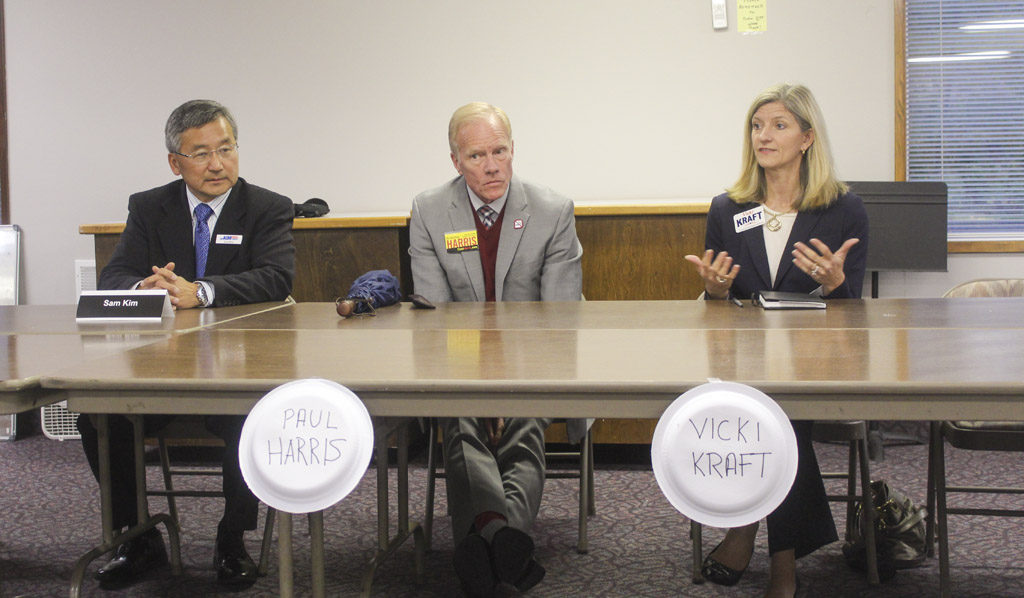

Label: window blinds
[906,1,1024,238]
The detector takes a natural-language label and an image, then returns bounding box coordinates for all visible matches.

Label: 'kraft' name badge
[216,234,243,245]
[76,290,174,323]
[444,230,479,253]
[734,206,765,233]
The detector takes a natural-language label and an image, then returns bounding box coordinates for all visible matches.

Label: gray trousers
[443,417,552,540]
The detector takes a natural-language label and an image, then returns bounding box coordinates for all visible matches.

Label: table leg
[397,424,409,534]
[423,421,438,552]
[132,415,148,531]
[361,419,425,596]
[278,512,293,598]
[129,415,181,574]
[690,520,704,584]
[69,414,180,598]
[69,415,113,598]
[310,510,325,598]
[397,423,425,582]
[577,430,590,554]
[377,427,389,549]
[258,508,277,576]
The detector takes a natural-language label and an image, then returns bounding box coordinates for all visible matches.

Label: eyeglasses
[173,144,238,164]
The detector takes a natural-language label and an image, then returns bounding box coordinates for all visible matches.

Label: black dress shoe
[490,526,545,592]
[454,533,495,598]
[510,559,546,592]
[701,540,753,586]
[214,542,258,587]
[95,528,167,588]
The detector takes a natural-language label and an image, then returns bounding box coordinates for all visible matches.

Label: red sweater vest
[473,206,505,301]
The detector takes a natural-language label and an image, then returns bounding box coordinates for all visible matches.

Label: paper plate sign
[651,381,798,527]
[239,379,374,514]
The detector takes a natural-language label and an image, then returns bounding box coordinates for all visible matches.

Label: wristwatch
[195,283,210,307]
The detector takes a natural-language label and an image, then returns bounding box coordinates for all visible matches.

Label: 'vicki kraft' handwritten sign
[688,416,771,479]
[651,382,798,527]
[239,379,373,513]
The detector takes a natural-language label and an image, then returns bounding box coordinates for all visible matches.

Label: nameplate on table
[75,290,173,323]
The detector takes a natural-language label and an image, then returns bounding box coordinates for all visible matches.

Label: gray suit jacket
[408,175,583,303]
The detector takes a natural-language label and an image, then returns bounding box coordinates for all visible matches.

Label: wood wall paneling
[89,225,407,303]
[292,227,403,302]
[577,213,707,301]
[91,235,117,280]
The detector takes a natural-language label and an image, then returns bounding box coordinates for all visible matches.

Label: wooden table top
[208,297,1024,332]
[0,301,293,414]
[0,301,293,336]
[0,333,166,413]
[43,298,1024,421]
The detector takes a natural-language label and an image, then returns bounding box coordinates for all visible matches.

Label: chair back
[941,280,1024,431]
[943,278,1024,298]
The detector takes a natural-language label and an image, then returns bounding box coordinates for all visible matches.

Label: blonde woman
[685,83,868,597]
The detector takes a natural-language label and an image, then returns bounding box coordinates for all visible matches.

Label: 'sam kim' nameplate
[76,290,174,323]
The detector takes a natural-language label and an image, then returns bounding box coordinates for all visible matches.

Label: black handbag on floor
[842,480,928,579]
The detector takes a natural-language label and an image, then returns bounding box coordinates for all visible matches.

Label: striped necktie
[477,205,497,230]
[194,203,214,278]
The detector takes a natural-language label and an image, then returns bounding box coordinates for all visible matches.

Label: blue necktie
[478,205,497,230]
[194,203,214,278]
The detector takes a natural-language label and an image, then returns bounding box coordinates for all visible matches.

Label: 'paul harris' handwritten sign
[651,381,798,527]
[239,379,373,513]
[265,407,349,467]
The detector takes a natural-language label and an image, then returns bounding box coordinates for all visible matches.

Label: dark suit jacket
[705,191,869,300]
[704,191,868,557]
[99,177,295,306]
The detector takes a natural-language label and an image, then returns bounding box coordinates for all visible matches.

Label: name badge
[216,234,243,245]
[733,206,765,233]
[444,230,479,253]
[76,290,174,323]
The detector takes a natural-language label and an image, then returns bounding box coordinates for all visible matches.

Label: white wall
[2,0,919,304]
[876,254,1023,298]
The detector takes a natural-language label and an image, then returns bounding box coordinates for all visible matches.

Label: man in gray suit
[409,102,582,597]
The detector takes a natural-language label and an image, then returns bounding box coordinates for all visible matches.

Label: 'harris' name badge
[76,290,174,323]
[444,230,479,253]
[734,206,765,233]
[216,234,243,245]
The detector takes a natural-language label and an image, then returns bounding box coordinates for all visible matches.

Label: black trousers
[766,420,838,558]
[77,413,259,534]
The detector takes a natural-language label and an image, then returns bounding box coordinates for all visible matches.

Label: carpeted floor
[1,426,1023,597]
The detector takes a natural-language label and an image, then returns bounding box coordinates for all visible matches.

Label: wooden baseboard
[545,418,656,445]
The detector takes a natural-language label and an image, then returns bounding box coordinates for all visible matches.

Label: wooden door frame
[0,0,9,224]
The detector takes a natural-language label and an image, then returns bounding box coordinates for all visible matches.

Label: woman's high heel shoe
[701,541,754,586]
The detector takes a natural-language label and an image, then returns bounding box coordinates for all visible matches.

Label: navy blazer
[99,177,295,306]
[705,191,869,300]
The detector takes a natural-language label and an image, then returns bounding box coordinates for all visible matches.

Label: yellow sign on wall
[738,0,767,33]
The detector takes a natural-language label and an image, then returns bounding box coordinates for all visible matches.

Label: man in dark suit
[409,102,583,598]
[77,99,295,589]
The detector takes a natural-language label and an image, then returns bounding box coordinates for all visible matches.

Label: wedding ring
[715,276,727,284]
[810,265,820,277]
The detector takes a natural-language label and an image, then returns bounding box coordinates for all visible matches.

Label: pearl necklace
[762,205,793,232]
